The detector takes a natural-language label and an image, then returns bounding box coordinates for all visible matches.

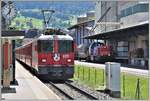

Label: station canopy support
[1,30,25,87]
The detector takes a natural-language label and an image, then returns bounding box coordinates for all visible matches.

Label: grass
[121,73,149,100]
[74,65,149,100]
[10,15,43,30]
[10,12,76,30]
[74,65,105,88]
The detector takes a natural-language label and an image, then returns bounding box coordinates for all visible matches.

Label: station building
[84,1,149,69]
[68,11,95,46]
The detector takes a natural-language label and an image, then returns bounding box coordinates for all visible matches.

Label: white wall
[95,1,102,34]
[120,12,149,28]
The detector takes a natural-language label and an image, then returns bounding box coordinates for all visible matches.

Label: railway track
[46,81,99,100]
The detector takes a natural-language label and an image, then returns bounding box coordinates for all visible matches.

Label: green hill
[10,1,94,30]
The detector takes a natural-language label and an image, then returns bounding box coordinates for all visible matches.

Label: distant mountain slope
[14,1,94,14]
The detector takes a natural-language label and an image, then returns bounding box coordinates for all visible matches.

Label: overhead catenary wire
[41,9,55,28]
[81,7,111,39]
[90,7,111,32]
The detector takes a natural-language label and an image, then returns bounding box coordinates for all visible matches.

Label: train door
[32,41,38,71]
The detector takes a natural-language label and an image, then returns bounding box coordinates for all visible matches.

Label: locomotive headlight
[42,59,47,63]
[67,59,72,62]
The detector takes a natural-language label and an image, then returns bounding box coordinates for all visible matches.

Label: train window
[58,40,73,53]
[38,40,54,53]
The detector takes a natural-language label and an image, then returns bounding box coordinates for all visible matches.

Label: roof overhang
[2,30,25,39]
[83,22,149,40]
[68,20,94,30]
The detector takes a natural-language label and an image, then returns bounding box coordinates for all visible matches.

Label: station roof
[2,30,25,39]
[68,20,94,30]
[83,21,149,40]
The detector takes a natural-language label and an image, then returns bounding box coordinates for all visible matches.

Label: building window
[125,7,132,16]
[117,41,128,57]
[120,10,125,18]
[133,4,149,13]
[120,3,149,18]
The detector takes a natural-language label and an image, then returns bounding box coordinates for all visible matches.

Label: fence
[75,65,105,88]
[121,73,149,100]
[74,65,149,100]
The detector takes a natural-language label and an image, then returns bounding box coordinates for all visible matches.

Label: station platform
[2,61,61,100]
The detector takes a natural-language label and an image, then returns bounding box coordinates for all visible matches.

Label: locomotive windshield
[58,40,73,53]
[38,40,54,53]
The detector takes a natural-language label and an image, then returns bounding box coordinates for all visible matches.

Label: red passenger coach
[16,29,75,80]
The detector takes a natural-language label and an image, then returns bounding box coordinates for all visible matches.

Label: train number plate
[63,54,69,58]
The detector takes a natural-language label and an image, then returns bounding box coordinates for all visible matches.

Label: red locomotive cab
[37,35,74,80]
[98,45,111,56]
[37,35,74,66]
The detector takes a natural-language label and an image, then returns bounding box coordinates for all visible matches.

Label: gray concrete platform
[2,61,61,100]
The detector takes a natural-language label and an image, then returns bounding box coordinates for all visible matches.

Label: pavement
[2,61,61,100]
[75,60,149,78]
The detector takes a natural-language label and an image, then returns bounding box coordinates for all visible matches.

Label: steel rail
[65,82,99,100]
[48,81,74,100]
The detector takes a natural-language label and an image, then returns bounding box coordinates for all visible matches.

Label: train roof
[38,34,73,40]
[15,34,73,50]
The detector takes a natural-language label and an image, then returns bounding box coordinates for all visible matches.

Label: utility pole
[0,1,2,99]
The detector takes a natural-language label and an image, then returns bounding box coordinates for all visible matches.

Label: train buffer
[1,61,61,100]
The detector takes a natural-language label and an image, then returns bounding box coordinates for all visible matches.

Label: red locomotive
[77,41,114,62]
[94,45,115,62]
[16,29,75,80]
